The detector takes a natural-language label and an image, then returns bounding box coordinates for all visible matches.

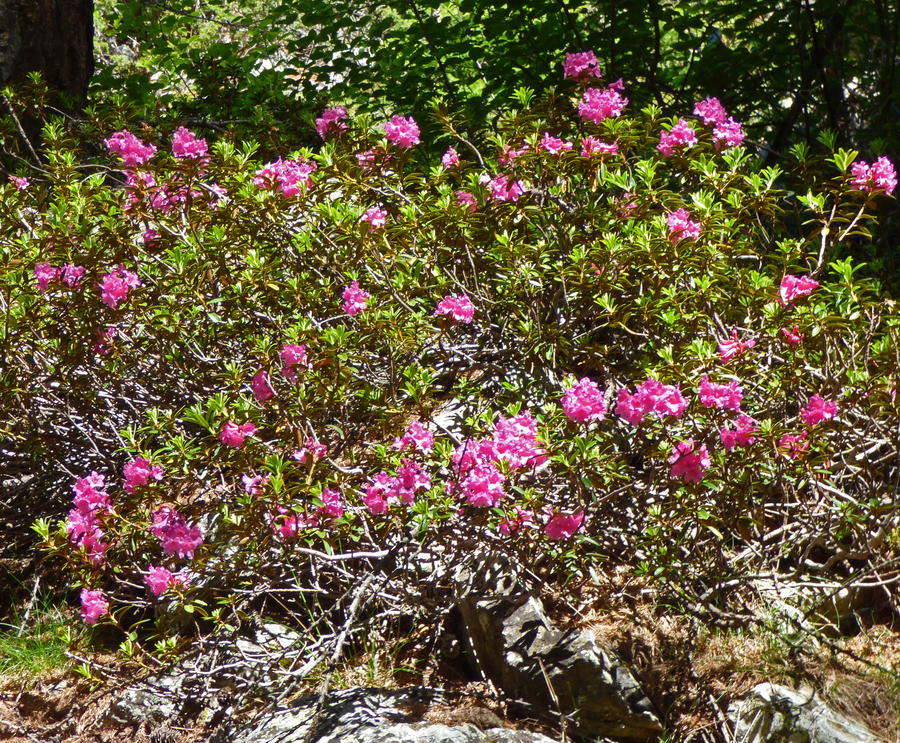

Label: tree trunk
[0,0,94,107]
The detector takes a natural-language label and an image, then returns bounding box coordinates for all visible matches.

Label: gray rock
[460,595,662,742]
[727,683,880,743]
[222,687,556,743]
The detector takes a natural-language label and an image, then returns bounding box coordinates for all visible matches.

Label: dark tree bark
[0,0,94,107]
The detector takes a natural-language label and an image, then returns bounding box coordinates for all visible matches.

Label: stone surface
[460,594,662,742]
[727,683,880,743]
[219,687,557,743]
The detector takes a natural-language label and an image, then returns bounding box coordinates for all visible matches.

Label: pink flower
[562,377,607,424]
[778,274,819,306]
[779,431,809,460]
[362,207,388,228]
[851,157,897,194]
[68,472,111,567]
[94,327,116,355]
[499,506,535,535]
[487,174,524,203]
[498,143,529,164]
[171,126,208,160]
[33,263,61,293]
[99,266,141,309]
[250,370,274,402]
[395,459,431,502]
[144,566,189,597]
[781,326,804,347]
[270,507,302,540]
[693,97,728,126]
[434,294,475,323]
[720,414,758,452]
[317,487,345,524]
[356,148,377,171]
[669,439,711,483]
[540,132,573,156]
[545,509,585,540]
[493,411,547,470]
[9,176,29,190]
[242,473,270,495]
[151,506,203,559]
[280,343,310,382]
[713,118,745,149]
[62,264,86,288]
[615,378,688,425]
[384,115,420,149]
[80,589,109,625]
[441,147,460,168]
[698,375,743,411]
[105,130,157,167]
[394,420,435,453]
[800,394,838,427]
[219,420,257,448]
[143,229,159,246]
[123,457,164,494]
[667,208,701,243]
[461,463,506,507]
[293,438,328,463]
[578,87,628,124]
[581,136,618,157]
[456,191,477,212]
[253,157,317,197]
[564,50,602,81]
[718,330,756,362]
[316,106,348,139]
[658,119,698,157]
[342,280,370,316]
[615,193,637,218]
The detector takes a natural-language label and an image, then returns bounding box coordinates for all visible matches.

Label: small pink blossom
[356,148,377,171]
[498,143,529,165]
[316,106,349,139]
[800,395,838,427]
[94,327,116,355]
[394,420,435,453]
[342,280,370,316]
[578,87,628,124]
[384,115,420,149]
[718,330,756,362]
[441,147,460,169]
[564,50,602,81]
[99,266,141,309]
[80,589,109,625]
[220,420,257,448]
[779,431,809,460]
[851,157,897,194]
[781,326,804,347]
[456,191,477,212]
[145,566,190,597]
[614,193,637,218]
[242,473,270,495]
[667,208,701,243]
[499,506,535,535]
[62,264,86,288]
[280,343,310,382]
[143,229,159,246]
[713,118,745,149]
[658,119,698,157]
[151,506,203,559]
[105,130,157,167]
[581,136,617,157]
[250,369,274,402]
[562,377,607,424]
[778,274,819,306]
[171,126,208,160]
[540,132,573,156]
[33,263,61,293]
[270,507,302,540]
[615,378,688,425]
[698,375,743,412]
[362,206,388,228]
[316,487,345,524]
[487,174,524,203]
[253,157,317,197]
[461,463,506,508]
[720,414,758,452]
[434,294,475,323]
[693,97,728,126]
[669,439,711,483]
[293,438,328,463]
[9,175,29,190]
[123,457,164,494]
[544,509,585,540]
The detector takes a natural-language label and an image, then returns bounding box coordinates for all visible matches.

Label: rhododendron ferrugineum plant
[7,59,898,660]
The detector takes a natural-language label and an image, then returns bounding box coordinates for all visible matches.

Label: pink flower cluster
[541,133,573,156]
[578,87,628,124]
[220,420,257,448]
[779,431,809,459]
[778,274,819,306]
[364,460,431,514]
[67,472,111,567]
[581,136,617,157]
[94,327,116,355]
[720,414,758,452]
[564,50,602,81]
[171,126,208,160]
[9,176,29,190]
[434,294,475,323]
[253,157,317,197]
[384,115,420,149]
[658,119,698,157]
[457,191,477,212]
[669,439,711,483]
[316,106,349,139]
[781,326,804,347]
[294,437,328,463]
[123,457,164,494]
[251,370,274,402]
[800,394,838,426]
[441,147,460,169]
[342,281,370,315]
[271,489,345,533]
[362,207,388,228]
[99,266,141,309]
[242,473,270,495]
[145,566,191,597]
[105,130,157,167]
[667,208,701,244]
[694,97,727,126]
[693,97,745,149]
[851,157,897,194]
[718,330,756,361]
[545,509,585,540]
[280,343,310,382]
[616,378,688,425]
[151,506,203,559]
[394,420,435,453]
[698,376,743,411]
[486,174,524,203]
[80,589,109,625]
[33,263,87,293]
[562,377,607,424]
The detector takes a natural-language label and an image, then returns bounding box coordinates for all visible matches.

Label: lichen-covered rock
[727,683,880,743]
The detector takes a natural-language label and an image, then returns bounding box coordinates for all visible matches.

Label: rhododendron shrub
[4,70,899,652]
